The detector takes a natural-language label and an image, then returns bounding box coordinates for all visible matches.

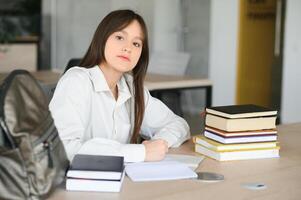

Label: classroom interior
[1,1,301,199]
[0,0,300,134]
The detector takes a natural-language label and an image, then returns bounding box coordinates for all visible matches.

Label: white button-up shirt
[49,66,190,162]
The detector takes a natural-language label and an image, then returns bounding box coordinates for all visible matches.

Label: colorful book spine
[195,105,280,161]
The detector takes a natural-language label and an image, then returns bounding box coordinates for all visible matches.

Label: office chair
[65,58,82,73]
[41,58,81,101]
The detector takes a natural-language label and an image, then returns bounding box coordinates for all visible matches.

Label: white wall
[152,0,182,52]
[209,0,239,106]
[50,0,155,70]
[51,0,110,69]
[281,0,301,123]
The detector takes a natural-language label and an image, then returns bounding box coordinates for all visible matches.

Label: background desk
[0,71,60,85]
[49,123,301,200]
[145,73,212,116]
[0,71,212,114]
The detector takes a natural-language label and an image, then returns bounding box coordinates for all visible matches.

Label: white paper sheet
[125,161,197,182]
[164,154,205,170]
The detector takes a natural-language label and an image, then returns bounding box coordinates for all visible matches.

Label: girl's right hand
[142,139,168,161]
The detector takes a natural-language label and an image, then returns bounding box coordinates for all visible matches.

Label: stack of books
[194,104,280,161]
[66,154,125,192]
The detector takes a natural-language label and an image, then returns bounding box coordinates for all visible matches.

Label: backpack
[0,70,69,200]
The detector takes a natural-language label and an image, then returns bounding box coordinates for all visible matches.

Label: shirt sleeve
[76,138,145,163]
[140,88,190,147]
[49,68,145,162]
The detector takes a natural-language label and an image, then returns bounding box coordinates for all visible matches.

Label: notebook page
[125,161,197,182]
[164,154,205,170]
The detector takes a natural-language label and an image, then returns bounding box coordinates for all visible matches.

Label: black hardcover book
[70,154,124,172]
[66,154,125,192]
[67,154,124,180]
[206,104,277,119]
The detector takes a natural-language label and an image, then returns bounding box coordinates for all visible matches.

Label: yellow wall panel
[236,0,276,107]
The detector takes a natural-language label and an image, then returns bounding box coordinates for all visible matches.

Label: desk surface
[144,73,212,91]
[0,71,61,85]
[0,71,212,91]
[48,123,301,200]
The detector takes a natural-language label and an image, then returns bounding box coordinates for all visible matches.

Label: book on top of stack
[194,104,280,161]
[66,154,125,192]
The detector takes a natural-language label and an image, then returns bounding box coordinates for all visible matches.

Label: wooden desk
[0,71,212,111]
[145,73,212,91]
[145,73,212,108]
[0,71,211,91]
[48,123,301,200]
[0,71,61,85]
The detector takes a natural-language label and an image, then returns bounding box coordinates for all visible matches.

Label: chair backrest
[42,58,81,101]
[147,51,190,76]
[65,58,82,73]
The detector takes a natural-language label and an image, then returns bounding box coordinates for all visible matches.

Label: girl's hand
[142,139,168,161]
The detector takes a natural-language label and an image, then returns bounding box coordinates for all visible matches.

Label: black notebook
[67,154,124,180]
[206,104,277,119]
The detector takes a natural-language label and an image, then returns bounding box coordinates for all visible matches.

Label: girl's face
[103,20,143,74]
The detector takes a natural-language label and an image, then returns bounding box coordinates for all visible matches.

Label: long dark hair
[80,9,149,144]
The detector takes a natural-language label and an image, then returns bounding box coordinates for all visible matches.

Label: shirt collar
[117,75,132,106]
[89,65,132,104]
[89,65,110,92]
